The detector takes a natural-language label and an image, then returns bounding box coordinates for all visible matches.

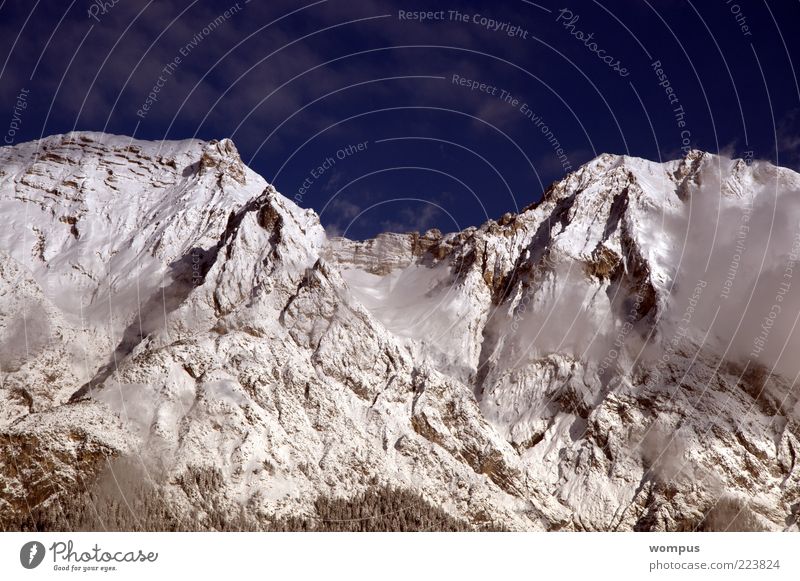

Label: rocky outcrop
[1,133,799,531]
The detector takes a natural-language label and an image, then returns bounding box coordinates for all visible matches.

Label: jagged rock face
[1,133,799,531]
[336,151,800,531]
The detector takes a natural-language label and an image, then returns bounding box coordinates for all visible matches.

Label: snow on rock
[1,133,799,531]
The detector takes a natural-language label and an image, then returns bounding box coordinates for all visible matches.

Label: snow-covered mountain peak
[199,137,247,185]
[2,134,800,532]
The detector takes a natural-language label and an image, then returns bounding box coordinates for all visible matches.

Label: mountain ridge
[1,131,799,531]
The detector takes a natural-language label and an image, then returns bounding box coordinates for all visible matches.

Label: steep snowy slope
[336,151,800,530]
[0,133,564,531]
[2,133,799,531]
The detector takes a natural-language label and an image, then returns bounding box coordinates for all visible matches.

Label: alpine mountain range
[1,132,799,532]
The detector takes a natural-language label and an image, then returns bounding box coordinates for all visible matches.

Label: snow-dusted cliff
[2,132,799,531]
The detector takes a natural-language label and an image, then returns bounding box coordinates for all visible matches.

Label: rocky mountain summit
[1,132,799,531]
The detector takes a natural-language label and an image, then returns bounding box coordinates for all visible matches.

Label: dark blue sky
[1,0,799,239]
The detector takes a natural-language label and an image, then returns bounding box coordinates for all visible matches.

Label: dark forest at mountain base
[13,459,504,532]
